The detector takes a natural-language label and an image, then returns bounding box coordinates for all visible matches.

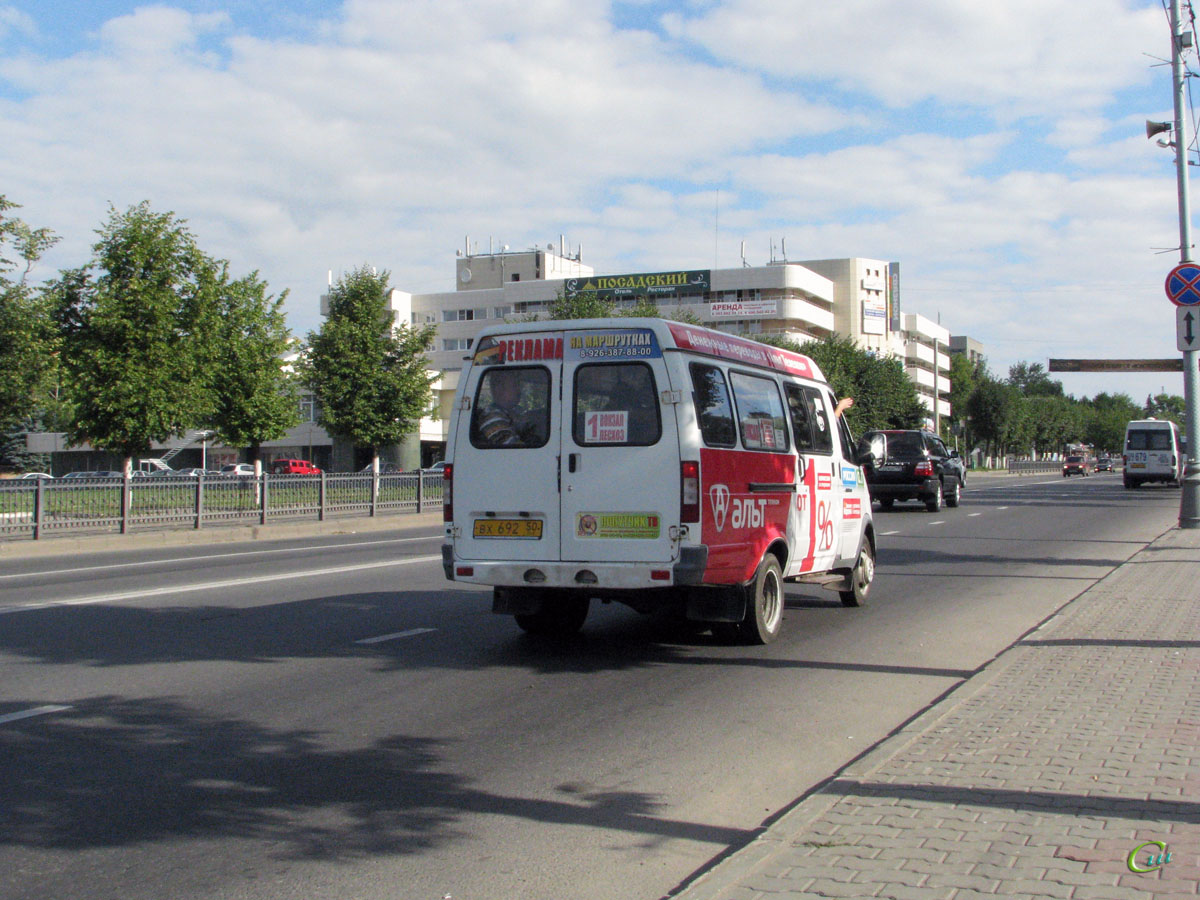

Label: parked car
[858,429,966,512]
[272,458,322,475]
[1095,456,1113,472]
[1062,455,1093,477]
[61,470,123,480]
[359,462,401,474]
[425,461,447,474]
[19,472,54,480]
[220,463,256,477]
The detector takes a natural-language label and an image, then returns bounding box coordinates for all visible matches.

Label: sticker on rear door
[583,410,628,443]
[577,513,661,539]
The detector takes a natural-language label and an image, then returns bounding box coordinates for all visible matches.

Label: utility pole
[1169,0,1200,527]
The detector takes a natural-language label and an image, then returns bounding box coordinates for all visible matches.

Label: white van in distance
[441,318,877,644]
[1123,418,1184,488]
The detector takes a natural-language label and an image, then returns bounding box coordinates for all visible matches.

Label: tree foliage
[52,202,221,471]
[546,289,616,320]
[304,266,436,459]
[206,267,299,467]
[0,196,59,441]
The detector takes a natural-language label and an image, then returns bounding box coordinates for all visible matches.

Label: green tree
[546,289,616,320]
[1085,392,1142,454]
[1145,392,1185,426]
[1008,361,1064,397]
[304,266,436,470]
[206,267,299,471]
[968,375,1022,459]
[946,353,984,451]
[51,202,220,474]
[0,196,59,449]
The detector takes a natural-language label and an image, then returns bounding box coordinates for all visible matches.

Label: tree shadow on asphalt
[0,696,752,856]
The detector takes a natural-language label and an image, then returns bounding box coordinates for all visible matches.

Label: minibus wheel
[742,555,784,645]
[514,592,590,636]
[839,541,875,608]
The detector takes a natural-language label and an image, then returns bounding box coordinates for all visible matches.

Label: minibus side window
[470,365,551,449]
[573,363,661,446]
[785,384,815,451]
[802,386,833,455]
[729,371,790,452]
[689,363,736,447]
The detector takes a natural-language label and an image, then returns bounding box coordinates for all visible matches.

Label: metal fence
[0,472,444,542]
[1006,459,1063,475]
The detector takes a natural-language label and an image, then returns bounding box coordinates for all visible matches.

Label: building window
[442,338,474,352]
[299,394,321,423]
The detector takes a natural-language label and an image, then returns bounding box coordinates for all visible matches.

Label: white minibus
[441,318,877,644]
[1123,418,1183,488]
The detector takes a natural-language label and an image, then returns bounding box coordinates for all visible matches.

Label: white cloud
[0,0,1188,400]
[0,5,35,40]
[662,0,1163,118]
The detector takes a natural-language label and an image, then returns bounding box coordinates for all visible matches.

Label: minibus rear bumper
[442,544,708,588]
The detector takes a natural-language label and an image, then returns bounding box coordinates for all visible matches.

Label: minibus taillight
[681,460,700,522]
[443,463,453,522]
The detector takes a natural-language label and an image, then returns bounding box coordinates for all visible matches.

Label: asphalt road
[0,471,1181,900]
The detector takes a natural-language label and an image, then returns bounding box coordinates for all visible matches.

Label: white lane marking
[881,530,900,536]
[0,535,441,581]
[928,520,946,525]
[968,513,982,517]
[355,628,437,645]
[0,704,72,725]
[997,506,1009,510]
[0,555,442,615]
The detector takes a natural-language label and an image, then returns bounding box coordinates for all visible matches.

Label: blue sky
[0,0,1189,400]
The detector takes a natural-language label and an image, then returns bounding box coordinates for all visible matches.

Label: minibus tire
[839,541,875,608]
[514,592,590,636]
[743,555,784,645]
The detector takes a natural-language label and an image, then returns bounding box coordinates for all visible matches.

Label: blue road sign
[1166,263,1200,306]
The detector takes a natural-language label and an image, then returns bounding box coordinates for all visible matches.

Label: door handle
[569,453,579,473]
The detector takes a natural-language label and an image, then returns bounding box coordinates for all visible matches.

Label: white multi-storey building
[325,243,971,467]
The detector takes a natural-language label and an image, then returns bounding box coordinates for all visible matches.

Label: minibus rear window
[573,363,661,446]
[470,366,551,449]
[1127,429,1173,451]
[689,363,736,447]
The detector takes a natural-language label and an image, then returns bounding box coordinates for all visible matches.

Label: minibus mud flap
[686,584,746,623]
[492,586,543,615]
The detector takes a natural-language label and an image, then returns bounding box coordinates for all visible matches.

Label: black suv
[857,429,966,512]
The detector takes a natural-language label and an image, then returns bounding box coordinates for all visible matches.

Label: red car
[271,458,322,475]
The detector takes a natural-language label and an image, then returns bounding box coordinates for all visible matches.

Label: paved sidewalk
[674,526,1200,899]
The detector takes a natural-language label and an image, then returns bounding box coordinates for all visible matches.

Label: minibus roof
[470,317,826,383]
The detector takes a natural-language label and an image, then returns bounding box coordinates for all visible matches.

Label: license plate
[473,518,543,538]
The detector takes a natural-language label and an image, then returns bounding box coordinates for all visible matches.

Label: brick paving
[674,528,1200,899]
